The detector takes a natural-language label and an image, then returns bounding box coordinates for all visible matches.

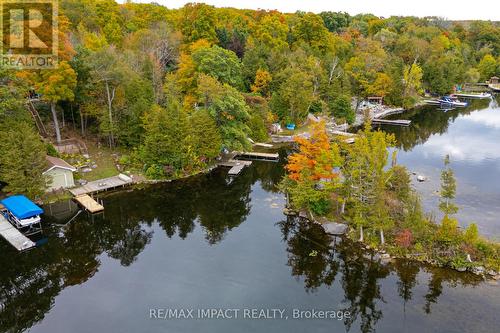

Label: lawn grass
[82,144,119,181]
[278,123,312,136]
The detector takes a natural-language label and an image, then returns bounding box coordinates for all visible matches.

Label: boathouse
[43,156,77,191]
[490,76,499,84]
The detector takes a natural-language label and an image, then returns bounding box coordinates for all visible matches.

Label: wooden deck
[69,174,134,196]
[235,151,279,161]
[228,160,252,176]
[0,214,36,251]
[372,119,411,126]
[74,194,104,213]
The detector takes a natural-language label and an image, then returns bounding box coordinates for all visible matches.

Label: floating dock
[0,214,36,251]
[73,194,104,213]
[227,160,253,176]
[218,151,278,176]
[69,174,134,196]
[372,119,411,126]
[235,151,279,161]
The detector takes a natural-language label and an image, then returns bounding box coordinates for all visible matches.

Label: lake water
[383,96,500,240]
[1,99,500,333]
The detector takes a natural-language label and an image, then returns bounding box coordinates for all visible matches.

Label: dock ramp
[74,195,104,213]
[0,215,36,251]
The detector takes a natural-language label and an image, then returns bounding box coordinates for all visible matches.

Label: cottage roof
[43,156,77,174]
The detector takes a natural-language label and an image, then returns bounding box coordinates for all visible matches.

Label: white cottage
[43,156,77,191]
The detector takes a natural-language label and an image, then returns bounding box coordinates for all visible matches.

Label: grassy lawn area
[83,144,120,181]
[278,123,312,136]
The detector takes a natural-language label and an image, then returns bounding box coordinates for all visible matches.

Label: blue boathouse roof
[0,195,44,219]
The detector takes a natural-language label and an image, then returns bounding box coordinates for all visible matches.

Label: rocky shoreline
[283,207,500,282]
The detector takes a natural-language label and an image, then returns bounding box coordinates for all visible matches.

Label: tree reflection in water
[278,216,483,333]
[379,99,491,151]
[0,157,488,333]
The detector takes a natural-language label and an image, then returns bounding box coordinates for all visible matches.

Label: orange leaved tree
[283,121,341,214]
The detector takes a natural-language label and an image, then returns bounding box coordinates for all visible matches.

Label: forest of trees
[281,120,500,273]
[1,1,500,193]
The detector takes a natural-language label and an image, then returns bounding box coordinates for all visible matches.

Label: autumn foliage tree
[34,61,77,143]
[283,121,341,214]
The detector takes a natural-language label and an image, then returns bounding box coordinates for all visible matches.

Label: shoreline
[42,148,499,282]
[283,208,500,282]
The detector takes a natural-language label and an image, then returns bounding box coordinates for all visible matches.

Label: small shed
[43,156,77,191]
[490,76,499,84]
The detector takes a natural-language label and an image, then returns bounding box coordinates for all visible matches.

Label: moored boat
[0,195,43,235]
[438,96,468,107]
[452,92,492,99]
[424,99,441,105]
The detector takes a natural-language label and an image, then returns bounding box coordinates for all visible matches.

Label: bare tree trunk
[359,225,364,242]
[328,56,339,85]
[80,109,85,136]
[71,104,75,131]
[340,200,345,214]
[51,102,61,143]
[105,81,115,148]
[380,229,385,245]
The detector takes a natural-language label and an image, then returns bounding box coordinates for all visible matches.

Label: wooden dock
[329,130,356,137]
[218,151,278,176]
[235,151,279,161]
[73,194,104,213]
[69,174,134,196]
[227,160,252,176]
[0,214,36,251]
[372,119,411,126]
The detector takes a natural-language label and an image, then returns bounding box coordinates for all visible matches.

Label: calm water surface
[383,96,500,239]
[1,100,500,333]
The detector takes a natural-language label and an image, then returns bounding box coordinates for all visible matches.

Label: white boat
[452,92,492,99]
[438,96,468,107]
[424,99,441,105]
[0,195,43,235]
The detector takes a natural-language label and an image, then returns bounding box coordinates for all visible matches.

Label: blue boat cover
[0,195,43,219]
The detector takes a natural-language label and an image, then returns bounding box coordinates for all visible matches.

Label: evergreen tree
[0,122,47,199]
[342,123,395,243]
[330,95,355,125]
[189,109,222,163]
[439,155,458,216]
[140,102,190,178]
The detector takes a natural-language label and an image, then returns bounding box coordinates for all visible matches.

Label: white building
[43,156,77,191]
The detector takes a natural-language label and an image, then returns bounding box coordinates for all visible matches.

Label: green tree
[189,109,222,163]
[342,123,395,242]
[477,54,497,81]
[402,62,423,108]
[192,45,244,89]
[439,155,458,216]
[463,223,479,246]
[291,13,333,54]
[271,67,314,123]
[319,11,351,33]
[87,46,126,147]
[0,66,27,119]
[179,3,217,43]
[436,215,460,247]
[0,122,47,199]
[330,95,355,125]
[140,103,190,178]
